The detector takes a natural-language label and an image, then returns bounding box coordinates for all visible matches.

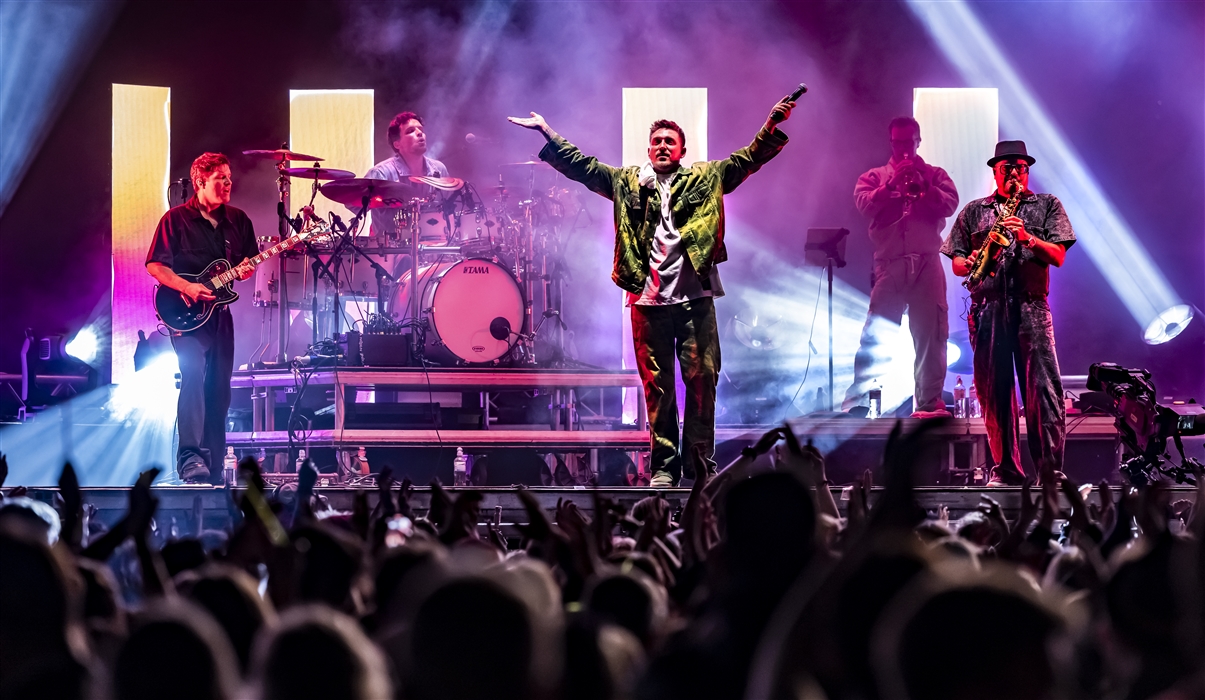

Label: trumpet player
[844,116,960,417]
[942,141,1076,486]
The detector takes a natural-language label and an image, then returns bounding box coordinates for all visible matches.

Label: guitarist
[146,152,257,484]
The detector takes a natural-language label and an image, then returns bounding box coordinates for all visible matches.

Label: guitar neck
[208,228,314,287]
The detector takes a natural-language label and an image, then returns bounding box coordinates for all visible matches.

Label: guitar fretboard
[207,227,318,289]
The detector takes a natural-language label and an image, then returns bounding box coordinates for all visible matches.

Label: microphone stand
[331,203,396,323]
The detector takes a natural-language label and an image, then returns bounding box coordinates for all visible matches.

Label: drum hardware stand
[407,197,425,361]
[271,147,294,367]
[319,197,378,342]
[302,242,340,349]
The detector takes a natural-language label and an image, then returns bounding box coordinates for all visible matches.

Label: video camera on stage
[1087,362,1203,486]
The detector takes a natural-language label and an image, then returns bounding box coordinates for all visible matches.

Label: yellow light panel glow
[111,83,170,385]
[289,89,374,225]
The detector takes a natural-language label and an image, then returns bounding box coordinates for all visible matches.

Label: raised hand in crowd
[438,490,484,546]
[57,462,83,552]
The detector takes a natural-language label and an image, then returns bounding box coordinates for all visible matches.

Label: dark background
[2,0,1202,400]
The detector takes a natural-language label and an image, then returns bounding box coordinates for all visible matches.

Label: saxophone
[963,181,1021,288]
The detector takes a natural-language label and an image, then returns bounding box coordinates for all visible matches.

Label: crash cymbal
[409,176,464,191]
[320,178,420,208]
[502,160,550,167]
[283,166,356,181]
[242,148,323,162]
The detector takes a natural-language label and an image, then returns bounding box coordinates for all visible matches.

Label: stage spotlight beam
[906,0,1187,336]
[66,327,99,365]
[1143,304,1197,345]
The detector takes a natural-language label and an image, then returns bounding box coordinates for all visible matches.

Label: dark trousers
[968,296,1065,482]
[171,309,235,482]
[630,298,720,482]
[844,253,949,412]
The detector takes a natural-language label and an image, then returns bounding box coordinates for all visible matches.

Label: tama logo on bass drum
[462,266,490,274]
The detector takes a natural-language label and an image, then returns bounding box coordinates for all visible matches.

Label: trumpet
[963,181,1022,288]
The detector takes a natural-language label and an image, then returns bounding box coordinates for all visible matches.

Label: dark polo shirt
[146,196,258,276]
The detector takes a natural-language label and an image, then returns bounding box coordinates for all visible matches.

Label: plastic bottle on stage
[967,386,981,418]
[223,446,238,487]
[296,449,307,473]
[454,447,468,486]
[953,376,966,418]
[356,446,370,475]
[868,383,882,419]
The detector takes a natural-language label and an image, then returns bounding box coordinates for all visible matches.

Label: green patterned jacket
[538,126,789,294]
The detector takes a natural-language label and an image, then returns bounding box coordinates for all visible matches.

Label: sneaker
[987,471,1024,487]
[910,408,953,419]
[649,471,675,488]
[179,460,211,484]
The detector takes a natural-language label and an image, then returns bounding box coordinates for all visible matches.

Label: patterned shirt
[941,191,1076,299]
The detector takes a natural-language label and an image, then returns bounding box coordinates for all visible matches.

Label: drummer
[365,111,451,238]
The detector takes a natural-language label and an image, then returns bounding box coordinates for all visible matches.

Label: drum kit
[242,146,577,368]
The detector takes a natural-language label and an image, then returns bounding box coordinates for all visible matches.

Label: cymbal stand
[516,167,540,364]
[407,197,424,361]
[538,219,569,365]
[273,149,293,365]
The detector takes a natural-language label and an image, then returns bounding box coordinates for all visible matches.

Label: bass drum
[393,258,524,364]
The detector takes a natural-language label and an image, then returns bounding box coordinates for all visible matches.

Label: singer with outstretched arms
[941,140,1076,487]
[508,93,796,487]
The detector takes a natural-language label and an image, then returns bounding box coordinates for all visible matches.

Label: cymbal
[284,166,356,181]
[320,178,420,208]
[502,161,550,167]
[409,176,464,192]
[242,149,323,162]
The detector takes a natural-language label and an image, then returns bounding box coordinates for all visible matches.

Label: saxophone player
[942,141,1076,486]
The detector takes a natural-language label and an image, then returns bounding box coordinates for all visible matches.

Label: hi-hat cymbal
[409,176,464,191]
[243,148,323,162]
[320,178,420,208]
[284,166,356,181]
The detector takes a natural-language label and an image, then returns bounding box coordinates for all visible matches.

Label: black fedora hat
[987,140,1036,167]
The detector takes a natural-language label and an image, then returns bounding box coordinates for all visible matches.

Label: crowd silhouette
[0,420,1202,700]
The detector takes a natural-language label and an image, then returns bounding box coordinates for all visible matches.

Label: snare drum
[395,202,455,246]
[392,258,525,364]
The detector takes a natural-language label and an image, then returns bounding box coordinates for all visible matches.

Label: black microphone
[489,317,511,341]
[771,83,808,122]
[330,212,347,233]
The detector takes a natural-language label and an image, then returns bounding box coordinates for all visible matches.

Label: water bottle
[355,446,370,475]
[953,376,966,418]
[223,446,238,487]
[968,386,981,418]
[453,447,468,486]
[295,448,307,473]
[868,382,882,419]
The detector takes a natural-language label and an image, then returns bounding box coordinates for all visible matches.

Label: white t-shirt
[630,164,724,306]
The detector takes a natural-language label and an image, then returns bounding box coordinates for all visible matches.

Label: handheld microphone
[771,83,808,122]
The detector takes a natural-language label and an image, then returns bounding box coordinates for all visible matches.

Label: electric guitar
[154,223,325,333]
